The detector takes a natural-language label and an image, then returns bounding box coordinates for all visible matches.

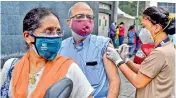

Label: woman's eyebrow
[44,27,55,31]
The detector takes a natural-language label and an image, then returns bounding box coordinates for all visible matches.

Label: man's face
[66,2,95,39]
[67,2,94,26]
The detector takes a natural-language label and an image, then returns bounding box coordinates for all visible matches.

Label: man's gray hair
[68,6,73,18]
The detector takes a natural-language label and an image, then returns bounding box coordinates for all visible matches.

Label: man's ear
[66,19,71,27]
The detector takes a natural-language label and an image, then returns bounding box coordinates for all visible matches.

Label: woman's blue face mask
[31,34,62,60]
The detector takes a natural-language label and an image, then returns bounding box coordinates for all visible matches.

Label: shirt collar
[72,34,91,48]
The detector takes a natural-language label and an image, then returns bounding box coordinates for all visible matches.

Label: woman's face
[141,16,155,33]
[24,14,61,46]
[141,15,162,38]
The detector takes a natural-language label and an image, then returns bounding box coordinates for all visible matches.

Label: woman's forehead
[39,15,60,29]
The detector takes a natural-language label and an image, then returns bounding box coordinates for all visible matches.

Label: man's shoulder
[90,35,111,48]
[91,35,110,41]
[62,37,73,45]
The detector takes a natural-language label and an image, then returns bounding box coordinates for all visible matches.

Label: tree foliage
[119,1,146,16]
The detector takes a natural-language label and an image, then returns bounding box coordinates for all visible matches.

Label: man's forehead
[71,2,93,15]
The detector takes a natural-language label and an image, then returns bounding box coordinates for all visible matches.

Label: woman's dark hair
[23,7,60,32]
[128,25,135,31]
[143,6,175,35]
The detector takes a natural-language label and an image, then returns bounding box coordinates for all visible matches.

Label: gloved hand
[107,47,123,66]
[116,44,130,63]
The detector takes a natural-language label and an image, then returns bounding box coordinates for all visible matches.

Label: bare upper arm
[108,43,114,48]
[88,95,93,98]
[103,43,119,81]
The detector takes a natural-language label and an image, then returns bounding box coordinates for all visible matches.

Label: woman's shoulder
[67,62,79,74]
[66,62,84,79]
[1,58,19,86]
[2,58,18,72]
[65,62,94,98]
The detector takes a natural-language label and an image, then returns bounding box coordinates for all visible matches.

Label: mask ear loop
[153,15,174,39]
[28,31,39,55]
[152,31,161,39]
[147,25,159,39]
[29,32,36,44]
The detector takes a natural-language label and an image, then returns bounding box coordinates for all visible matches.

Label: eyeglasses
[44,30,64,37]
[29,30,64,37]
[70,14,94,20]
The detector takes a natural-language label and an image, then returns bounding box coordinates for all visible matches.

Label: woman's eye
[56,30,61,34]
[44,30,50,33]
[45,31,53,35]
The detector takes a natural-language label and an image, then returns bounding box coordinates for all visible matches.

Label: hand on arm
[112,44,140,73]
[106,47,152,89]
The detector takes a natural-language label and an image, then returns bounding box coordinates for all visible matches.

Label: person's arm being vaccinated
[103,43,120,98]
[106,47,167,89]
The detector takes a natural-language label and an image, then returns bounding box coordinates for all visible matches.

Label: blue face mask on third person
[31,34,62,60]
